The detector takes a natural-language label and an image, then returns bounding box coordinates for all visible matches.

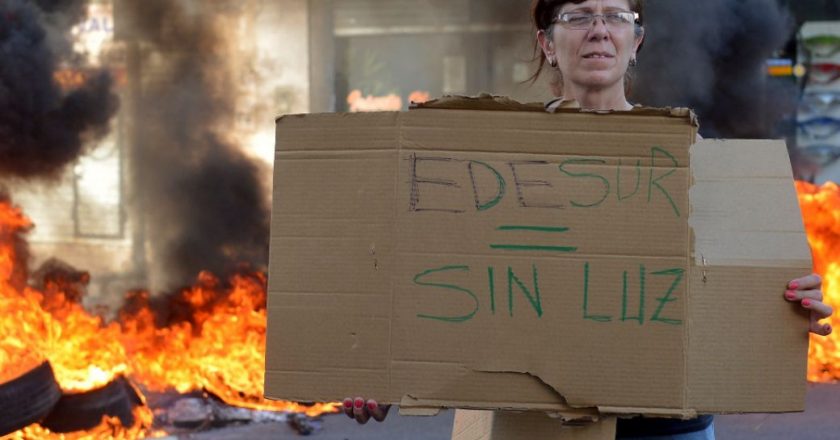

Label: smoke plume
[117,0,269,288]
[630,0,797,138]
[0,0,119,178]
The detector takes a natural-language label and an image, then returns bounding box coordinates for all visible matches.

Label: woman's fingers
[352,397,371,424]
[342,397,391,424]
[784,289,823,302]
[367,399,391,422]
[810,314,833,336]
[783,282,834,336]
[343,398,355,419]
[789,274,822,291]
[802,298,834,320]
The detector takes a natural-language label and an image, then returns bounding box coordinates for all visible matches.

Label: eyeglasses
[800,91,840,115]
[808,63,840,86]
[798,117,840,141]
[554,11,639,30]
[803,35,840,58]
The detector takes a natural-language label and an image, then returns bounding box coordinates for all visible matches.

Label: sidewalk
[715,382,840,439]
[190,383,839,439]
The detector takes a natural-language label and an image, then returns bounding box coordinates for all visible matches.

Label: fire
[0,289,46,384]
[0,198,336,438]
[118,272,338,415]
[54,69,89,91]
[53,67,127,92]
[0,200,30,289]
[346,89,432,112]
[0,200,128,392]
[347,89,403,112]
[4,406,157,440]
[0,202,45,384]
[796,181,840,382]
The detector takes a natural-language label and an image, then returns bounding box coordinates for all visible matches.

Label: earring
[629,58,637,67]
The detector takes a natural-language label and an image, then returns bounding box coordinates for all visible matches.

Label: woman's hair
[530,0,645,96]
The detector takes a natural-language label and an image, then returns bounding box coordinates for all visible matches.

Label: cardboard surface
[265,101,811,418]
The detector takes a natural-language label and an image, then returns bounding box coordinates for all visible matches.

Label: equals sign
[490,225,578,253]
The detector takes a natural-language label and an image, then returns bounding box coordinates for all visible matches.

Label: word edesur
[408,147,681,218]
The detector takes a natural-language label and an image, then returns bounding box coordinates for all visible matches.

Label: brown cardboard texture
[451,410,615,440]
[265,102,811,418]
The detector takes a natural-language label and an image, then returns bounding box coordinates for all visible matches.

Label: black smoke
[0,0,119,178]
[630,0,797,138]
[117,0,269,288]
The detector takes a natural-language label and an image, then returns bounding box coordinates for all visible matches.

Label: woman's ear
[537,29,555,62]
[634,25,645,54]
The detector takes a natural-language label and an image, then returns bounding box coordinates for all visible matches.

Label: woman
[344,0,834,437]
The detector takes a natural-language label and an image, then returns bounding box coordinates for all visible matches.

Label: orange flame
[0,198,336,438]
[797,181,840,382]
[118,271,339,415]
[53,68,128,92]
[0,203,46,384]
[2,405,158,440]
[54,69,90,91]
[0,200,128,392]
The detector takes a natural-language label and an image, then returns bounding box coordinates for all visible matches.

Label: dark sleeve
[616,415,714,438]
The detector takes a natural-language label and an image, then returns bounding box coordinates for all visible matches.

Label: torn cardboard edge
[451,368,705,419]
[407,93,698,125]
[397,396,699,422]
[398,395,601,421]
[274,94,698,127]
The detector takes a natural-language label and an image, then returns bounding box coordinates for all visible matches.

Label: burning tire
[41,376,141,433]
[0,361,62,436]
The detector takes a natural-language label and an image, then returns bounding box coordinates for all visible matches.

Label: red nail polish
[803,299,811,307]
[355,399,364,409]
[368,402,378,411]
[785,291,796,300]
[789,281,800,289]
[344,400,353,408]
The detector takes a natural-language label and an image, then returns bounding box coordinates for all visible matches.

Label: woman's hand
[786,274,834,336]
[342,397,391,424]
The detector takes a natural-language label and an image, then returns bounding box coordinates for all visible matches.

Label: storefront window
[330,0,543,112]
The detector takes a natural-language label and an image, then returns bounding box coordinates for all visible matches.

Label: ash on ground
[147,391,322,436]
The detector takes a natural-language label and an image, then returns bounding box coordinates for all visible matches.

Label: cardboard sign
[265,98,811,418]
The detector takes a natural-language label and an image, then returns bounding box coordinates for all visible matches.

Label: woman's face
[541,0,643,93]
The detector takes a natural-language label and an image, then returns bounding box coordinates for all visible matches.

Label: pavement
[187,383,840,439]
[715,383,840,440]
